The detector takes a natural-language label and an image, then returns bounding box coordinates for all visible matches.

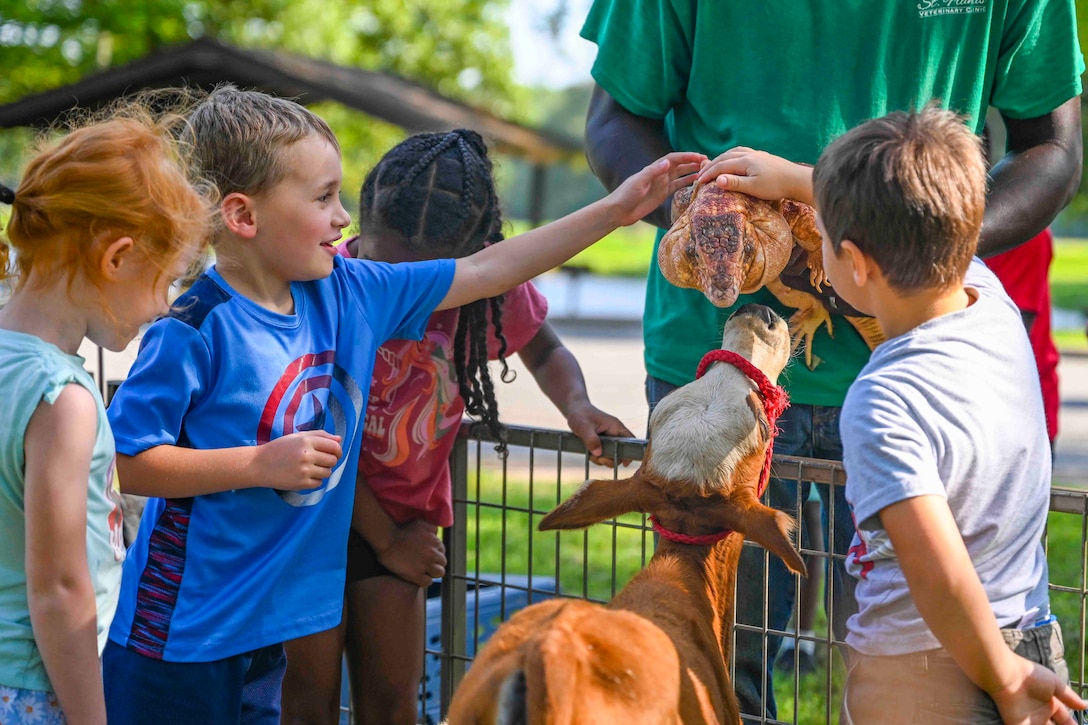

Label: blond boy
[102,86,701,723]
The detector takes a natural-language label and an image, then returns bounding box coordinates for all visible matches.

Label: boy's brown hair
[186,84,339,200]
[812,104,986,292]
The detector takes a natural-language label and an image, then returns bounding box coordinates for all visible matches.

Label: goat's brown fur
[447,307,804,724]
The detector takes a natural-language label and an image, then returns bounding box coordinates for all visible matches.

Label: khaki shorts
[841,622,1074,725]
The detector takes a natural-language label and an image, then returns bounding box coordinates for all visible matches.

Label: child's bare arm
[24,385,107,725]
[437,152,704,311]
[517,322,633,468]
[696,147,814,205]
[351,478,445,589]
[117,430,342,498]
[882,495,1085,724]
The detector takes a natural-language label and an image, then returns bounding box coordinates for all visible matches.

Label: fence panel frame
[429,421,1088,725]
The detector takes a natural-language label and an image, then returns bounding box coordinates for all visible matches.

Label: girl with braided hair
[281,129,634,724]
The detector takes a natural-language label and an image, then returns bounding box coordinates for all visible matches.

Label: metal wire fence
[382,422,1088,725]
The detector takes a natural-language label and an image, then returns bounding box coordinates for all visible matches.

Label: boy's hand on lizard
[696,147,808,202]
[257,430,342,491]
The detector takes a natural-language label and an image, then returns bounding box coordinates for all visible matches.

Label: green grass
[509,219,657,277]
[1045,508,1088,685]
[1055,329,1087,351]
[1053,238,1088,314]
[464,471,654,601]
[464,470,1088,722]
[1053,239,1088,351]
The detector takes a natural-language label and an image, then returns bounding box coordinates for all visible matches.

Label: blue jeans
[647,375,857,722]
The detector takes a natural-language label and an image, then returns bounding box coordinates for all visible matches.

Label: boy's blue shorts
[103,639,286,724]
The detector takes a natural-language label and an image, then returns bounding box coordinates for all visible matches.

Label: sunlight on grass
[1045,508,1088,686]
[463,468,653,601]
[1056,329,1088,351]
[1053,239,1088,314]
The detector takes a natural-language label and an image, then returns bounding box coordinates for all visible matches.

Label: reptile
[658,183,884,369]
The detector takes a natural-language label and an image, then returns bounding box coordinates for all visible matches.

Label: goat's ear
[539,469,661,531]
[739,501,808,577]
[708,489,808,576]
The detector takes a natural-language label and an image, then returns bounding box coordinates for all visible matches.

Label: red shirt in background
[339,243,548,526]
[984,228,1059,442]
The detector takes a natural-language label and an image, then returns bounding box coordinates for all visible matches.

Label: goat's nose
[730,303,780,328]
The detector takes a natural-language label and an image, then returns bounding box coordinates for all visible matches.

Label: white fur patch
[647,364,760,489]
[646,310,790,490]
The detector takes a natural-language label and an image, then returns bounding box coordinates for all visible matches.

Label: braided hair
[359,129,514,456]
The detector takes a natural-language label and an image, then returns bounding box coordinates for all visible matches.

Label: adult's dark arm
[585,84,677,230]
[979,96,1082,257]
[785,97,1082,310]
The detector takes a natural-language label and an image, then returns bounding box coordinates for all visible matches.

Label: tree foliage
[0,0,528,209]
[0,0,522,110]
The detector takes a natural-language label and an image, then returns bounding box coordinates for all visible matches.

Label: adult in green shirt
[581,1,1083,719]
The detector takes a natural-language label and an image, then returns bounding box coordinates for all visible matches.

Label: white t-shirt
[842,259,1051,656]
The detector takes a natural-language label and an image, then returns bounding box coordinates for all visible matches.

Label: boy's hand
[565,402,634,468]
[609,152,705,227]
[373,520,447,589]
[696,147,813,205]
[257,430,342,491]
[991,655,1086,725]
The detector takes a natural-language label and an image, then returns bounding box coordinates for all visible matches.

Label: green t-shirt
[0,331,125,692]
[582,0,1083,406]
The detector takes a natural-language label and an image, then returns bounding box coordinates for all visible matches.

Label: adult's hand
[779,246,870,317]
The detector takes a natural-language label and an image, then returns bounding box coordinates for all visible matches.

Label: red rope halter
[650,349,790,546]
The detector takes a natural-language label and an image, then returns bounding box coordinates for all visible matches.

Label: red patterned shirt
[340,243,547,526]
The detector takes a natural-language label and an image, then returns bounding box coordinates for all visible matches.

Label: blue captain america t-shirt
[107,254,455,661]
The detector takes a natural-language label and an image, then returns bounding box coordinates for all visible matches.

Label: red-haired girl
[0,110,211,724]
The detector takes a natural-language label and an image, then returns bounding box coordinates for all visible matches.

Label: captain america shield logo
[257,350,364,506]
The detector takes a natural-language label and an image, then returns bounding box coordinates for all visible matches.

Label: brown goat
[447,304,807,725]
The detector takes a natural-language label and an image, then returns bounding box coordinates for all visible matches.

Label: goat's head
[540,304,805,574]
[647,302,790,490]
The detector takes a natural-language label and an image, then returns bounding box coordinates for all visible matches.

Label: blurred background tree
[1,0,1086,233]
[0,0,535,215]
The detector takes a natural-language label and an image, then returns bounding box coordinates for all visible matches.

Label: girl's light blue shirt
[0,330,125,692]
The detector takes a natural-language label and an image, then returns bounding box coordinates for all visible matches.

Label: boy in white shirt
[699,105,1084,724]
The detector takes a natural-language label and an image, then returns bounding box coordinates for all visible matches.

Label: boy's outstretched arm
[517,321,633,468]
[436,152,704,311]
[117,430,342,498]
[882,495,1086,724]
